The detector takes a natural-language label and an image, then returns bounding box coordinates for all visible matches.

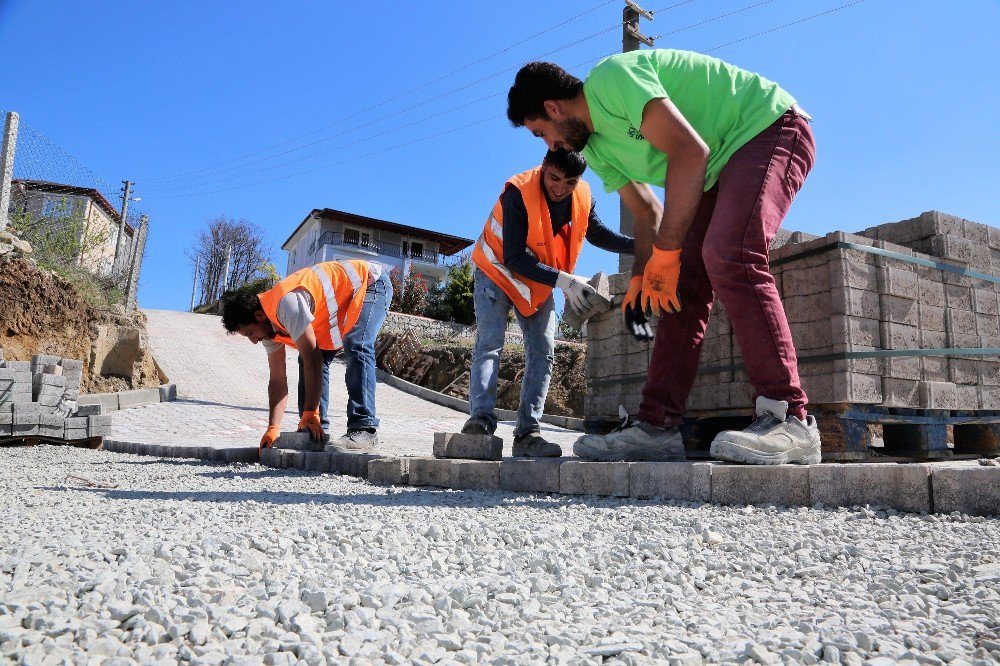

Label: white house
[282,208,474,282]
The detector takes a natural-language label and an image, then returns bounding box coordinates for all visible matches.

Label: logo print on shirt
[627,126,645,141]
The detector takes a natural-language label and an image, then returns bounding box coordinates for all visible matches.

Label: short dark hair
[507,61,583,127]
[543,148,587,178]
[221,291,263,333]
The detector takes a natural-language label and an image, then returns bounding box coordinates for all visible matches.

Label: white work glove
[555,271,598,314]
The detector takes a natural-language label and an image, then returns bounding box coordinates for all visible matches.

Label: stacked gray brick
[0,348,104,440]
[586,212,1000,418]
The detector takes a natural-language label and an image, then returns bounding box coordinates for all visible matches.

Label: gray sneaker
[462,415,495,436]
[326,429,379,453]
[512,432,562,458]
[710,396,821,465]
[573,420,685,462]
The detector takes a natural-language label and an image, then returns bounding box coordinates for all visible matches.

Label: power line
[144,2,705,194]
[144,0,865,199]
[143,0,620,184]
[706,0,865,52]
[142,115,500,200]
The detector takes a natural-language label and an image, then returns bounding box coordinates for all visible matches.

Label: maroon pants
[637,110,816,426]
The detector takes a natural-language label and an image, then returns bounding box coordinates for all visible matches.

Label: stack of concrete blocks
[585,212,1000,419]
[0,348,109,441]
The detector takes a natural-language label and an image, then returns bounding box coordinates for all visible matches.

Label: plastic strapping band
[590,347,1000,388]
[771,240,1000,284]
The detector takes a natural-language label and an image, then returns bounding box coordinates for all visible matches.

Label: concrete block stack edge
[586,212,1000,419]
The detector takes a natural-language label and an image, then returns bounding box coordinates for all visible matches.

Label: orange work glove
[641,246,682,317]
[620,275,643,314]
[259,425,280,451]
[297,409,325,441]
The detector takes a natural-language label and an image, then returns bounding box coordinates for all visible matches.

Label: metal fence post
[0,111,19,231]
[124,214,148,315]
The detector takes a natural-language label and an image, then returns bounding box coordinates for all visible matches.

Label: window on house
[410,241,424,258]
[41,196,73,218]
[344,227,373,249]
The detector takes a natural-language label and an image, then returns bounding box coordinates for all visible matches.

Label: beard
[555,117,591,152]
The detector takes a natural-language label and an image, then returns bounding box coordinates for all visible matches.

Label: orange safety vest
[257,259,370,351]
[471,167,591,316]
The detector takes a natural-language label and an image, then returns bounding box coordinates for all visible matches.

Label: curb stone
[96,442,998,515]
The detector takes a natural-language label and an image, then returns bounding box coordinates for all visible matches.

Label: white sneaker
[710,396,821,465]
[573,420,685,462]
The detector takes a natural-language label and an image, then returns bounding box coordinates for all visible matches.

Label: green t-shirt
[582,49,796,192]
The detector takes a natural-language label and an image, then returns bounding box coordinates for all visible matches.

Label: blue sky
[1,0,997,312]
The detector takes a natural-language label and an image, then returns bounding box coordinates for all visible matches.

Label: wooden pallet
[0,435,103,450]
[585,405,1000,462]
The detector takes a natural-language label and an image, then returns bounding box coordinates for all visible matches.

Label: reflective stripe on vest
[340,260,364,293]
[474,237,533,303]
[310,265,344,348]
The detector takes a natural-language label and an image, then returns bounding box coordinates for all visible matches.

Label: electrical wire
[142,0,620,184]
[143,0,864,199]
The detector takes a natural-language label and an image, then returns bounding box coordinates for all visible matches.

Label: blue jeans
[298,271,392,431]
[469,268,555,437]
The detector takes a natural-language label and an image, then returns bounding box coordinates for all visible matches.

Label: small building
[8,179,134,276]
[282,208,474,283]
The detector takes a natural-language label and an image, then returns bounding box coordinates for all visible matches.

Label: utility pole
[114,180,136,275]
[0,112,19,232]
[619,0,655,274]
[124,214,148,315]
[220,245,232,301]
[190,256,200,312]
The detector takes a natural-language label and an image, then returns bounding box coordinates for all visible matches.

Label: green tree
[424,257,476,324]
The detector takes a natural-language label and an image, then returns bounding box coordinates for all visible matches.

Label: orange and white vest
[257,259,369,351]
[471,167,591,316]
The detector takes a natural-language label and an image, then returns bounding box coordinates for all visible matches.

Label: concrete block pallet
[98,440,1000,516]
[0,350,113,448]
[585,212,1000,462]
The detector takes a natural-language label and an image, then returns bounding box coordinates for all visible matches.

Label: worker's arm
[585,202,635,255]
[500,184,560,286]
[617,181,663,277]
[639,96,709,251]
[259,346,288,449]
[293,325,326,440]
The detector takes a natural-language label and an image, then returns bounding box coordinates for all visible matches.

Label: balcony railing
[312,231,449,266]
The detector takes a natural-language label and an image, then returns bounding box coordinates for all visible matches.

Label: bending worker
[507,49,819,464]
[222,259,391,453]
[466,148,634,457]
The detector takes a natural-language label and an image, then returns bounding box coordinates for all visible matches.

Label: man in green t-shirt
[507,49,820,465]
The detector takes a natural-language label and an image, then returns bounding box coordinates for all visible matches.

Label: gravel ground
[3,446,1000,666]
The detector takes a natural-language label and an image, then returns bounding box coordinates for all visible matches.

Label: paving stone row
[100,438,999,516]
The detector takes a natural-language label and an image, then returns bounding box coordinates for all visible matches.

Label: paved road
[128,310,579,456]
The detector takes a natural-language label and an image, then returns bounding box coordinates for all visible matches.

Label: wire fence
[0,109,148,314]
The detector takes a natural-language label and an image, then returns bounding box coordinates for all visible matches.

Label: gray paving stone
[119,388,162,409]
[560,461,630,497]
[931,465,1000,516]
[500,459,561,493]
[433,432,503,460]
[279,449,302,469]
[304,451,333,472]
[274,431,329,451]
[73,404,104,417]
[809,463,931,513]
[629,462,713,502]
[409,458,453,487]
[367,457,410,486]
[222,447,260,463]
[711,465,811,507]
[259,447,281,468]
[451,461,501,490]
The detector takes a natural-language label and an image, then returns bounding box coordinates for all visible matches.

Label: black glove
[623,299,654,341]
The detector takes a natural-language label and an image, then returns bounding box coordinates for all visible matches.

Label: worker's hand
[555,271,597,314]
[259,425,280,451]
[623,300,655,342]
[641,246,682,317]
[620,275,643,314]
[297,409,325,441]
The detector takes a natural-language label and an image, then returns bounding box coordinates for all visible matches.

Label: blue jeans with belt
[469,268,556,437]
[298,271,392,431]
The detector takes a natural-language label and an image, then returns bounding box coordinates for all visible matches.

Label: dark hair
[221,291,263,333]
[507,61,583,127]
[543,148,587,178]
